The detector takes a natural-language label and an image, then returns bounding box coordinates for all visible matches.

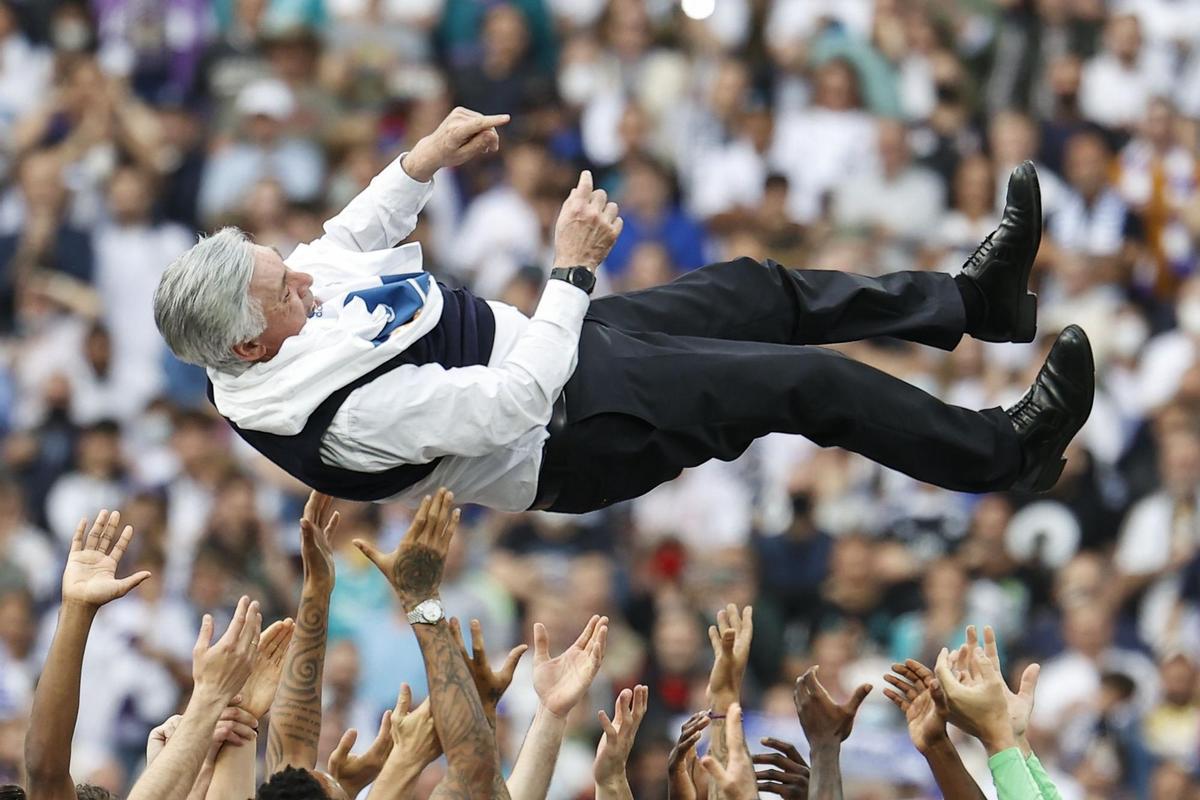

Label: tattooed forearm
[414,622,500,795]
[265,587,330,774]
[707,719,729,800]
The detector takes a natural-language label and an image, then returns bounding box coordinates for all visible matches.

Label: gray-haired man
[155,107,1094,514]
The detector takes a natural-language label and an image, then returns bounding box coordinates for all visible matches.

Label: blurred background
[0,0,1198,797]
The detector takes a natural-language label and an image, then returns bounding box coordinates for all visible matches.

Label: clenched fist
[553,170,623,272]
[402,107,511,182]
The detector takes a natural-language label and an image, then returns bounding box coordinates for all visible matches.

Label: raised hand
[980,625,1040,742]
[883,661,948,753]
[794,666,871,747]
[237,619,295,719]
[61,510,152,608]
[699,704,758,800]
[449,617,528,726]
[403,107,511,181]
[753,738,810,799]
[354,488,458,611]
[390,684,441,768]
[300,491,339,593]
[553,170,623,271]
[329,710,395,799]
[593,686,649,787]
[667,712,709,800]
[532,614,608,718]
[934,645,1014,755]
[192,596,262,704]
[706,605,753,713]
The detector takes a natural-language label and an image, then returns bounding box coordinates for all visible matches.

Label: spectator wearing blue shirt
[605,155,707,279]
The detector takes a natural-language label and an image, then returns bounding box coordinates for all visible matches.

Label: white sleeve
[320,280,589,467]
[318,154,435,253]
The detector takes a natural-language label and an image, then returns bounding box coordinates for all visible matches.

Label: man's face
[240,246,315,362]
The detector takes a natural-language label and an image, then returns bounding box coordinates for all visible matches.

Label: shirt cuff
[988,747,1025,772]
[371,152,435,211]
[535,276,591,330]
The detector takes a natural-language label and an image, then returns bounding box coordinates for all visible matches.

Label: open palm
[61,510,151,608]
[532,615,608,717]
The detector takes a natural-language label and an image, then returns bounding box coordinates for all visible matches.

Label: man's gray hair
[154,227,265,372]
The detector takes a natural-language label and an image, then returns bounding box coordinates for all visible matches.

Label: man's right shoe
[959,160,1043,343]
[1006,324,1095,492]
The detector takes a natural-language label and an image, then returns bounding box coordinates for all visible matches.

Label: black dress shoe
[959,160,1043,343]
[1006,324,1095,492]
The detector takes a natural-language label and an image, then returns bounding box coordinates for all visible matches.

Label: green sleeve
[987,748,1045,800]
[1025,753,1062,800]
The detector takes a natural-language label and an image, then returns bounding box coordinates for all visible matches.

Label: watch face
[419,601,442,623]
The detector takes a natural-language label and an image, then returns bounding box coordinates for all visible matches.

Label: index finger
[464,113,511,133]
[575,170,593,196]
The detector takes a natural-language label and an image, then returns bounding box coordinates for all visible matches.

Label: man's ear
[231,340,264,362]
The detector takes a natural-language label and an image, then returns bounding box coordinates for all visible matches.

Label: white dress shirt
[278,156,589,511]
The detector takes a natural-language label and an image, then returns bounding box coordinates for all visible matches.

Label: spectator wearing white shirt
[769,58,878,223]
[933,155,999,274]
[1080,13,1173,131]
[43,421,126,548]
[687,105,771,225]
[833,117,945,264]
[1137,274,1200,414]
[0,1,50,133]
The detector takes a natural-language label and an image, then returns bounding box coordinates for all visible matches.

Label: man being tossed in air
[155,107,1094,514]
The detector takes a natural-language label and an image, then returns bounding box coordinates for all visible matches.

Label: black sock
[954,273,987,334]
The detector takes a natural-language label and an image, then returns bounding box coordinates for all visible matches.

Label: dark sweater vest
[208,285,496,501]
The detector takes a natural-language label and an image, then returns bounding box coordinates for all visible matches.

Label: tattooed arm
[266,493,339,775]
[703,605,752,800]
[357,489,504,799]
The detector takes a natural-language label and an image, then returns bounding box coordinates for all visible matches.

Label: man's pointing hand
[403,107,511,182]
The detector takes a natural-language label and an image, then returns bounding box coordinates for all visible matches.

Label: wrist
[808,739,843,759]
[536,700,573,725]
[60,598,99,618]
[1016,733,1032,758]
[190,684,234,714]
[979,723,1018,757]
[917,732,954,757]
[401,145,438,183]
[595,772,626,790]
[707,691,737,714]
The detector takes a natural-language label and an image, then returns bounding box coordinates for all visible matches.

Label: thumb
[352,539,387,573]
[845,684,873,716]
[1018,663,1041,700]
[193,614,214,658]
[699,755,729,785]
[115,571,152,597]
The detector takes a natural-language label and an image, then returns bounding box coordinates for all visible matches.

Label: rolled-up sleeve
[319,154,435,253]
[320,279,590,468]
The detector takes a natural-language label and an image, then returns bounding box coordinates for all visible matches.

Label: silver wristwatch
[406,598,445,625]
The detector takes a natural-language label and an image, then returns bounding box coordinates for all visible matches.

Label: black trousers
[533,258,1023,513]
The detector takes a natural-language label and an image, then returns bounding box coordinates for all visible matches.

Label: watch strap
[550,266,596,295]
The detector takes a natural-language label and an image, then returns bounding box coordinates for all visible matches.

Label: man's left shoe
[1006,324,1095,492]
[959,160,1043,343]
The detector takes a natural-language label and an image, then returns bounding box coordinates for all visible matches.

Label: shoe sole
[1012,162,1042,344]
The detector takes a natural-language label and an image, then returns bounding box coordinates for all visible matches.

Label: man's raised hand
[532,614,608,718]
[707,604,753,713]
[450,617,527,726]
[593,685,649,788]
[403,107,511,181]
[934,645,1015,756]
[191,596,262,704]
[300,491,339,593]
[354,487,458,611]
[883,660,948,753]
[237,618,295,719]
[61,510,152,608]
[794,666,871,747]
[553,170,623,272]
[328,711,394,799]
[667,712,708,800]
[389,684,441,768]
[753,738,810,799]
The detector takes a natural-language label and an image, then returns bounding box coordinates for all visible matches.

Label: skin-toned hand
[934,646,1014,755]
[553,170,624,271]
[300,492,339,594]
[390,684,441,766]
[883,662,948,753]
[706,605,753,713]
[699,704,758,800]
[61,510,152,607]
[753,738,810,799]
[594,685,649,785]
[237,619,295,719]
[533,614,609,718]
[449,617,527,726]
[667,712,709,800]
[402,107,511,182]
[794,666,872,747]
[146,715,182,766]
[328,710,395,799]
[191,596,262,704]
[354,488,459,611]
[980,625,1040,743]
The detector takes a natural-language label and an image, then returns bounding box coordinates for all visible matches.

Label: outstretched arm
[356,489,504,798]
[265,493,338,775]
[593,686,648,800]
[128,598,262,800]
[319,108,509,253]
[26,511,151,800]
[368,685,443,800]
[793,667,872,800]
[506,615,608,800]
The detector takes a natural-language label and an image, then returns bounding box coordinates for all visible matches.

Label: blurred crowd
[0,0,1200,798]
